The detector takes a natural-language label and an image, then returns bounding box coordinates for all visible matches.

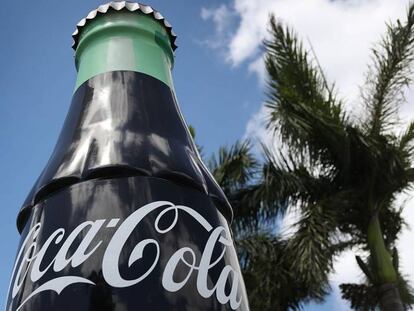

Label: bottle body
[6,71,250,310]
[8,177,248,311]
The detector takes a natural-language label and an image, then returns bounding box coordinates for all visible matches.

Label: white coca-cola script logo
[8,201,243,310]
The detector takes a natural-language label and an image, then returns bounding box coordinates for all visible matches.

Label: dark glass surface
[8,71,249,310]
[18,71,232,231]
[7,177,249,310]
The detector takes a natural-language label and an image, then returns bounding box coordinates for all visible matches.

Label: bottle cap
[71,1,177,51]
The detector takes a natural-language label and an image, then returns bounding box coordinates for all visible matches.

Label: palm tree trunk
[378,283,404,311]
[367,214,404,311]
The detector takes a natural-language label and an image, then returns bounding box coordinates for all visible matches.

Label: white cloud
[396,195,414,283]
[201,5,231,34]
[200,5,234,50]
[244,105,270,148]
[203,0,414,308]
[247,56,266,86]
[330,249,362,311]
[204,0,409,99]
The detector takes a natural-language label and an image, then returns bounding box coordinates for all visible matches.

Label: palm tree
[340,250,414,310]
[209,141,352,310]
[252,6,414,310]
[209,143,329,310]
[209,4,414,310]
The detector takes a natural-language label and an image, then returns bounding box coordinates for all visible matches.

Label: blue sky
[1,1,414,310]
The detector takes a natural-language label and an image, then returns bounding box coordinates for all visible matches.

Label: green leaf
[355,255,375,283]
[264,16,348,169]
[362,5,414,136]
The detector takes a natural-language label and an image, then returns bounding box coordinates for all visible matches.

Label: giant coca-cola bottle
[6,2,250,310]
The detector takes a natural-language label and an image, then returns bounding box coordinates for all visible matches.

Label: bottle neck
[74,11,175,91]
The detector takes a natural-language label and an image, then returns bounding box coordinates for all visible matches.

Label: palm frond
[231,147,334,234]
[229,184,275,234]
[261,146,334,204]
[238,233,319,310]
[264,15,348,168]
[399,121,414,155]
[339,283,378,311]
[208,141,262,234]
[340,248,414,310]
[284,203,338,296]
[209,140,258,192]
[362,5,414,136]
[397,272,414,308]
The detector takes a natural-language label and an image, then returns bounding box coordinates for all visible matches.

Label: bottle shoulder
[18,71,232,232]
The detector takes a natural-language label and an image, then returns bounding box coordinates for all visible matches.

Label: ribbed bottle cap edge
[72,1,178,51]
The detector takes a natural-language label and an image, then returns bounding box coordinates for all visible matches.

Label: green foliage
[340,283,379,311]
[187,124,204,156]
[283,203,337,296]
[340,250,414,310]
[363,5,414,136]
[237,233,320,311]
[188,125,196,139]
[209,140,258,192]
[208,141,262,233]
[209,3,414,310]
[265,17,347,168]
[259,6,414,309]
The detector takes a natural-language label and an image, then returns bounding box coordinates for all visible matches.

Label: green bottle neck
[74,11,175,91]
